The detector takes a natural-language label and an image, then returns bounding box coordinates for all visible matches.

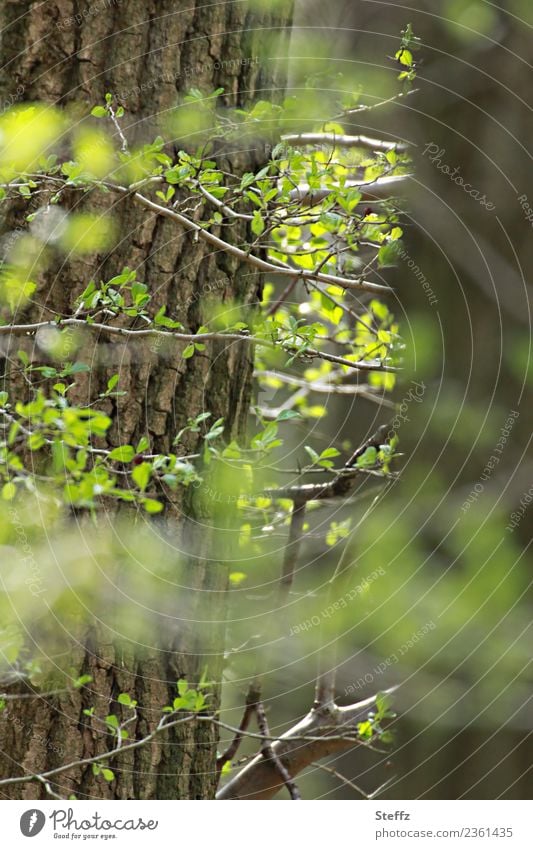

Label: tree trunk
[0,0,294,799]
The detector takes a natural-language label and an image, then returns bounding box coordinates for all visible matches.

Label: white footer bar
[3,800,529,848]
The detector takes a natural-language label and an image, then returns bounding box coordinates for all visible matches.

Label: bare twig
[216,683,259,779]
[255,698,301,800]
[311,762,369,798]
[265,275,299,317]
[107,103,128,154]
[282,133,409,153]
[279,498,307,597]
[0,319,397,374]
[288,174,411,206]
[314,668,337,712]
[0,712,194,790]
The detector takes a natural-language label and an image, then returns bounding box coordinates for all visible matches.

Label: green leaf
[109,445,135,463]
[304,446,320,465]
[357,720,373,739]
[107,374,119,392]
[320,447,340,459]
[222,440,241,459]
[177,679,189,696]
[73,674,92,689]
[378,243,400,268]
[1,482,16,501]
[91,106,107,118]
[229,572,247,585]
[396,48,413,67]
[356,446,378,468]
[28,432,45,451]
[275,410,301,421]
[143,498,164,514]
[182,343,195,359]
[132,462,151,491]
[251,211,265,236]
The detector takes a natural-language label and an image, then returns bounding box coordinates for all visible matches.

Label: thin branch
[255,698,301,800]
[206,716,379,748]
[216,683,259,779]
[333,88,418,122]
[345,424,392,468]
[0,687,70,701]
[255,369,384,396]
[288,174,410,206]
[265,275,299,317]
[282,133,409,153]
[279,498,307,597]
[0,319,398,373]
[264,468,394,503]
[0,713,194,790]
[314,668,337,711]
[311,762,369,798]
[112,185,390,294]
[107,104,128,154]
[36,775,64,800]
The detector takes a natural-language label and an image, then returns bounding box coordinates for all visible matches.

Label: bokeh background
[0,0,530,801]
[219,0,531,800]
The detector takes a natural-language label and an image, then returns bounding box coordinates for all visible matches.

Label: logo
[20,809,46,837]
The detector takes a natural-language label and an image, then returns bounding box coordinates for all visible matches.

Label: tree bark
[0,0,294,799]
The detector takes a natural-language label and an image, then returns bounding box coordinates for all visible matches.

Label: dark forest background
[239,0,532,800]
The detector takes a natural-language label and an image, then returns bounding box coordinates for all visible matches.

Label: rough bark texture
[0,0,294,799]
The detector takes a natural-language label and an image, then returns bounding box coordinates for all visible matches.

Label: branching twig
[115,185,390,294]
[216,693,384,800]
